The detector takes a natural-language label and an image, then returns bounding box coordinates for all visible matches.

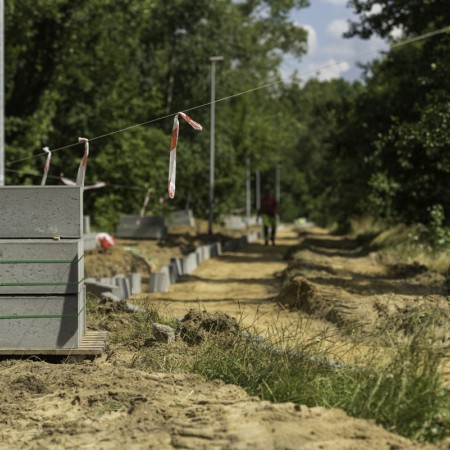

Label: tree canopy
[5,0,450,231]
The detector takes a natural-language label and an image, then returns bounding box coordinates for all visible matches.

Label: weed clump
[132,308,449,444]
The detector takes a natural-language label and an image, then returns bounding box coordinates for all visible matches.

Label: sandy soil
[1,225,448,449]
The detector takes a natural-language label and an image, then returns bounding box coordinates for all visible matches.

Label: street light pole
[246,157,251,226]
[255,169,261,211]
[0,0,4,186]
[208,56,223,235]
[276,164,281,221]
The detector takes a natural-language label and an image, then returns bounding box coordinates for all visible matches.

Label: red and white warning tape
[60,174,105,191]
[168,112,202,199]
[60,174,77,186]
[84,182,106,190]
[41,147,52,186]
[76,137,90,187]
[140,188,152,218]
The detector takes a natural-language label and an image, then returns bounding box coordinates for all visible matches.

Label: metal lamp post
[208,56,223,235]
[0,0,4,186]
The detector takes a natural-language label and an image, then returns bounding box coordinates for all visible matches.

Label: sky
[282,0,391,82]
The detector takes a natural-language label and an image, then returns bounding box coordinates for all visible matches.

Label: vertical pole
[208,56,223,234]
[276,164,281,220]
[246,157,251,226]
[255,169,260,212]
[0,0,4,186]
[208,60,216,235]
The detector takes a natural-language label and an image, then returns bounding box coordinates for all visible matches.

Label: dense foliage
[4,0,450,230]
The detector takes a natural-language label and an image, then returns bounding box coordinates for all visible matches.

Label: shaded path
[146,227,301,331]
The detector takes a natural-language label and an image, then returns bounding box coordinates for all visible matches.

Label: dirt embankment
[1,357,436,450]
[277,228,450,352]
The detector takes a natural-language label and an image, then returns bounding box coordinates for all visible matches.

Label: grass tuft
[131,309,449,444]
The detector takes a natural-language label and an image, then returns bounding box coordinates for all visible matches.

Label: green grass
[131,310,450,444]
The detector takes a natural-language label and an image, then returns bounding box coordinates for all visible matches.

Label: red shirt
[259,194,277,217]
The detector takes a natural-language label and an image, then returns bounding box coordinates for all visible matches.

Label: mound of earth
[177,310,240,344]
[0,359,438,450]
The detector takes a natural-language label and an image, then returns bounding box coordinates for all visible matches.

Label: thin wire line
[6,25,450,167]
[5,168,145,191]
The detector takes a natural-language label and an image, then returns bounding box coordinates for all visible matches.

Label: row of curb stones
[85,230,261,312]
[148,231,261,293]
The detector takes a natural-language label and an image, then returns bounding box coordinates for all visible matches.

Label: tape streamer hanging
[60,174,105,191]
[76,137,90,187]
[41,147,51,186]
[140,188,152,218]
[168,112,202,199]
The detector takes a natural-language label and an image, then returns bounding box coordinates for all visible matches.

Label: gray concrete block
[149,272,170,293]
[115,277,131,299]
[0,239,84,295]
[173,258,183,276]
[115,225,167,240]
[182,252,197,275]
[200,245,210,261]
[0,186,82,238]
[83,233,97,251]
[210,242,221,258]
[120,215,166,227]
[115,215,167,240]
[86,280,122,299]
[166,209,196,227]
[99,277,113,285]
[128,272,142,295]
[0,293,84,349]
[168,260,179,284]
[195,248,203,265]
[83,216,91,234]
[222,215,247,230]
[168,266,177,284]
[100,292,121,302]
[79,286,86,335]
[247,232,258,243]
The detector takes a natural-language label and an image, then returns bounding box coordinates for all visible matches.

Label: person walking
[258,187,278,246]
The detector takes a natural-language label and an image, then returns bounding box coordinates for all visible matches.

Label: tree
[5,0,309,229]
[323,0,450,225]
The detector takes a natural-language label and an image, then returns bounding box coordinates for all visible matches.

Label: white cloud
[300,23,318,55]
[367,3,383,16]
[390,26,403,40]
[306,59,351,81]
[322,43,356,59]
[326,19,349,38]
[320,0,348,5]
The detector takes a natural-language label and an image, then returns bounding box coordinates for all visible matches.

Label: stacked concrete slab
[115,215,167,240]
[85,272,142,300]
[166,209,196,228]
[0,186,86,349]
[222,215,258,230]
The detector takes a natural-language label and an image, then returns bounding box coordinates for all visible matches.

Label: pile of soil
[177,309,240,344]
[0,360,438,450]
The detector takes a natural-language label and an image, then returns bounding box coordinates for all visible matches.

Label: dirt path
[0,226,447,449]
[145,227,300,332]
